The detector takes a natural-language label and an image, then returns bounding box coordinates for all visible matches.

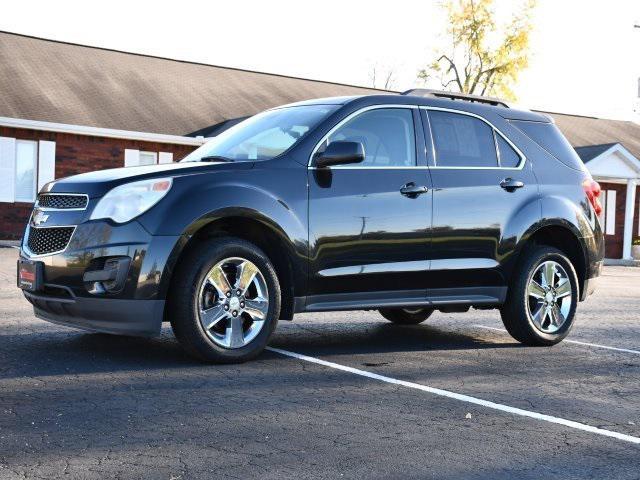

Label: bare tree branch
[436,54,464,92]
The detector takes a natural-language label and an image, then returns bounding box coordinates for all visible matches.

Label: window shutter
[0,137,16,203]
[124,149,140,167]
[158,152,173,164]
[38,140,56,191]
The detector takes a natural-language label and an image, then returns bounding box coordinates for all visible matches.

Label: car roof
[284,93,549,123]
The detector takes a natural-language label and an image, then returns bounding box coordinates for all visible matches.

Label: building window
[124,149,173,167]
[0,137,55,204]
[139,151,158,166]
[15,140,38,202]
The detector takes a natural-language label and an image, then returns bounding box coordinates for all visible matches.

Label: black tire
[379,307,434,325]
[168,237,281,363]
[500,246,579,346]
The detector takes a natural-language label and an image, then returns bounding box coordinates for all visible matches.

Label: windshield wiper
[199,155,235,163]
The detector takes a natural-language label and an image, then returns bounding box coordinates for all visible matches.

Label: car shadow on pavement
[269,319,520,358]
[0,320,518,379]
[0,328,200,379]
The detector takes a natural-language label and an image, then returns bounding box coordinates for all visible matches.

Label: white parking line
[474,325,640,355]
[266,346,640,445]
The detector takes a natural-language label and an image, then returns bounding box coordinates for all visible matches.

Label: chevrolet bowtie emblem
[32,210,49,226]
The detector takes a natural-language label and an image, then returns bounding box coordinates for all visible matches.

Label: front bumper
[20,219,182,337]
[24,290,164,336]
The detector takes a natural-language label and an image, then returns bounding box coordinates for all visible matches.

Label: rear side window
[428,111,498,167]
[511,120,584,171]
[496,135,521,168]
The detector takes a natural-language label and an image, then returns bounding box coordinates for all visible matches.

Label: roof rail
[400,88,512,108]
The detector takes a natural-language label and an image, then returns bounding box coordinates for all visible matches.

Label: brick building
[1,31,640,261]
[549,113,640,261]
[0,31,380,239]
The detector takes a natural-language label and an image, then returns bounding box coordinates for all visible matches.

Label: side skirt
[294,287,507,313]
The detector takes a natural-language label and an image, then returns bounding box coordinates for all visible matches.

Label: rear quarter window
[510,120,585,171]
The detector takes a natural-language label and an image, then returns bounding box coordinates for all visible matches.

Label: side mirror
[315,141,365,168]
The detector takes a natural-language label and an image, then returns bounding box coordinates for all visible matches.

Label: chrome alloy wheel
[197,257,269,349]
[526,260,573,334]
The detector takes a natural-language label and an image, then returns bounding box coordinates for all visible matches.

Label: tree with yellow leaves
[418,0,536,100]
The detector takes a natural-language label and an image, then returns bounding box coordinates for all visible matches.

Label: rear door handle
[500,178,524,191]
[400,182,429,197]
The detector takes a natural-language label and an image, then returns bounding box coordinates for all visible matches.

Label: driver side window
[319,108,416,167]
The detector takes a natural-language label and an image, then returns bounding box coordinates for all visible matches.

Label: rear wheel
[169,237,281,363]
[501,246,578,345]
[379,307,434,325]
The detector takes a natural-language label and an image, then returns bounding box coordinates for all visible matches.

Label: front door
[307,107,432,305]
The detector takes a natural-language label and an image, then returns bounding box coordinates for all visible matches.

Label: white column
[622,178,637,260]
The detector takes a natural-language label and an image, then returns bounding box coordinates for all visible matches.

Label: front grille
[27,227,75,255]
[37,194,88,210]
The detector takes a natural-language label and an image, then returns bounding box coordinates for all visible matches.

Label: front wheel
[501,246,578,346]
[169,237,281,363]
[379,307,434,325]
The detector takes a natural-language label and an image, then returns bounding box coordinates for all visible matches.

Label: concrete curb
[604,258,640,267]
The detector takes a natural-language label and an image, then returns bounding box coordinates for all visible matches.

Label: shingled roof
[543,111,640,161]
[2,31,640,158]
[573,143,619,162]
[0,31,383,136]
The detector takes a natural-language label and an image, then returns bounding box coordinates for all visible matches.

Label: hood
[42,161,254,197]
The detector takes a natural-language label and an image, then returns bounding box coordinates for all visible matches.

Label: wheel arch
[161,208,303,321]
[514,221,588,299]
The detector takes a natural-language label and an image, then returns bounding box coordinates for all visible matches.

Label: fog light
[83,257,131,294]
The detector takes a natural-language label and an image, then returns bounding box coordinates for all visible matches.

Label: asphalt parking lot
[1,248,639,479]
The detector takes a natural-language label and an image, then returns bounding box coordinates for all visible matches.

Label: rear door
[421,108,538,299]
[307,106,432,304]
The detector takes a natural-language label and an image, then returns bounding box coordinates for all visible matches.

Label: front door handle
[500,178,524,192]
[400,182,429,197]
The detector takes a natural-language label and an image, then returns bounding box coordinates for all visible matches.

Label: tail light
[583,179,603,216]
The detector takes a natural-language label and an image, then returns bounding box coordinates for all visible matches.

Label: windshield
[182,105,339,162]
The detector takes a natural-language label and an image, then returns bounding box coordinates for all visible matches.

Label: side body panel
[421,108,540,297]
[306,105,433,301]
[507,120,605,282]
[307,167,432,296]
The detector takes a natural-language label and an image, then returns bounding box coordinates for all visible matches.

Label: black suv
[18,90,605,363]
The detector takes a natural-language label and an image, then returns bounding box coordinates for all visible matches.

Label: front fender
[141,173,308,300]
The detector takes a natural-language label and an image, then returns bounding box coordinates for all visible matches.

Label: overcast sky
[2,0,639,120]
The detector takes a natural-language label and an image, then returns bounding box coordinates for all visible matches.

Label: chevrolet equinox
[18,90,605,363]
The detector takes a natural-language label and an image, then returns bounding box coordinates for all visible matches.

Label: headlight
[90,178,173,223]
